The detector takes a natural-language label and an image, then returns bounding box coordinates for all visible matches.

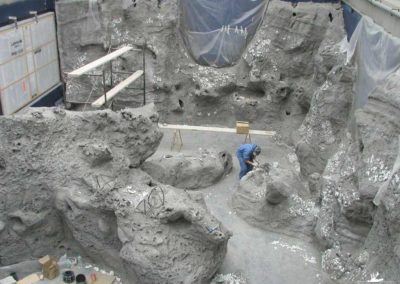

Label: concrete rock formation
[266,180,292,205]
[0,105,230,283]
[57,169,231,284]
[43,0,400,282]
[232,166,317,238]
[315,69,400,282]
[296,60,354,177]
[56,0,342,137]
[230,2,347,242]
[142,149,233,189]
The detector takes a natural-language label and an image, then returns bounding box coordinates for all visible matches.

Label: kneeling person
[236,144,261,179]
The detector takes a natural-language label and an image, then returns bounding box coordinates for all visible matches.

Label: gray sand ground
[155,128,335,284]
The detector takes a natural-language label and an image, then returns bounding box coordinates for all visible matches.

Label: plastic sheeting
[347,16,400,108]
[342,1,361,41]
[179,0,269,67]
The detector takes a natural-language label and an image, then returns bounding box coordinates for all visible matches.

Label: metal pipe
[29,11,38,23]
[143,40,146,106]
[8,16,18,29]
[110,61,113,88]
[367,0,400,18]
[111,70,136,75]
[102,70,107,106]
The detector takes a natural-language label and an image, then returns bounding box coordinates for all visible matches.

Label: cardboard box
[38,255,59,280]
[236,121,250,134]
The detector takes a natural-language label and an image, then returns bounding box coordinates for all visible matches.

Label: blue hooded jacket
[236,144,258,161]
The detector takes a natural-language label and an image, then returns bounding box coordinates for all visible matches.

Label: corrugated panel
[0,12,61,115]
[1,78,31,115]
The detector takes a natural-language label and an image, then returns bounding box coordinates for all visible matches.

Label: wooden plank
[250,129,276,136]
[68,46,133,77]
[91,70,143,107]
[158,123,276,136]
[16,273,40,284]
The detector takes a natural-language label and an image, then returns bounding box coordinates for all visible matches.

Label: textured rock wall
[316,69,400,282]
[232,165,318,239]
[0,105,230,283]
[0,104,162,266]
[56,0,341,139]
[231,0,348,241]
[54,0,400,282]
[296,56,354,177]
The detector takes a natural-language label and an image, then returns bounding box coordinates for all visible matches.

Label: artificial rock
[0,105,230,283]
[142,149,232,189]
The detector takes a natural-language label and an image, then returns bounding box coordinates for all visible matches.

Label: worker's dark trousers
[236,152,253,179]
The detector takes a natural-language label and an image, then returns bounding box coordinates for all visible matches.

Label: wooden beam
[68,46,133,77]
[91,70,144,107]
[158,123,276,136]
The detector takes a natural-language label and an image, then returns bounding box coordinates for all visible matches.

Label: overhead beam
[158,123,276,136]
[91,70,144,107]
[67,46,133,78]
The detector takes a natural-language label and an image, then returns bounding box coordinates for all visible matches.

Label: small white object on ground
[367,272,384,282]
[0,276,17,284]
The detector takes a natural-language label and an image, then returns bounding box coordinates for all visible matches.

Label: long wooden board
[91,70,143,107]
[158,123,276,136]
[68,46,133,77]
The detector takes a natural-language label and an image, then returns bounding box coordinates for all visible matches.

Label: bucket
[76,274,87,284]
[62,270,75,283]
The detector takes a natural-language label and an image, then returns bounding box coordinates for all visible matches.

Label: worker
[236,144,261,179]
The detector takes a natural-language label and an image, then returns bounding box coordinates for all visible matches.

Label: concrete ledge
[343,0,400,38]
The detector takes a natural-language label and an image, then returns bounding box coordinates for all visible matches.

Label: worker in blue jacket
[236,144,261,179]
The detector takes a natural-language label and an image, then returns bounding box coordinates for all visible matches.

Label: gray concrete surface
[156,128,335,284]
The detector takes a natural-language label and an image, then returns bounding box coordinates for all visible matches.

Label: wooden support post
[143,40,146,106]
[102,69,107,106]
[171,129,183,151]
[244,133,252,143]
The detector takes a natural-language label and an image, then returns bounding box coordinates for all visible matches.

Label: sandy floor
[156,128,335,284]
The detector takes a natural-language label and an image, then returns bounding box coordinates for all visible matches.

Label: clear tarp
[179,0,269,67]
[347,16,400,108]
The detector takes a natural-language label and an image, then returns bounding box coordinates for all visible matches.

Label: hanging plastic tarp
[346,16,400,108]
[342,2,362,41]
[179,0,269,67]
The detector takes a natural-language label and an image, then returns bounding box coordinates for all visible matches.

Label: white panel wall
[0,12,61,115]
